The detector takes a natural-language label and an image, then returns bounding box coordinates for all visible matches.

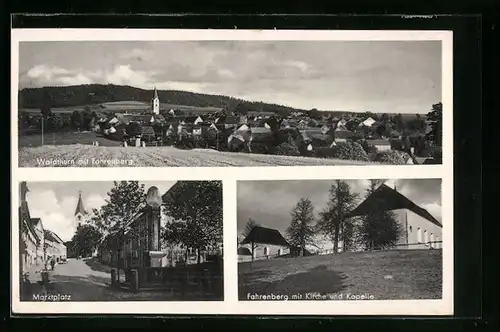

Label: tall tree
[71,224,103,258]
[286,197,316,257]
[162,181,223,265]
[90,181,146,282]
[426,102,443,146]
[316,181,359,253]
[358,180,403,250]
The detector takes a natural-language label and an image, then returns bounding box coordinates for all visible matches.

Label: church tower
[74,191,87,228]
[152,86,160,115]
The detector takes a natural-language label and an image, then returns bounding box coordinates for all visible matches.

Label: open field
[238,249,442,300]
[19,131,123,148]
[19,144,375,167]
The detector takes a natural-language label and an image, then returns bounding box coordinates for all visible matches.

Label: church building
[349,183,443,249]
[152,86,160,115]
[74,191,88,228]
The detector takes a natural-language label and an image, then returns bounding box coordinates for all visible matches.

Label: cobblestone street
[23,258,197,301]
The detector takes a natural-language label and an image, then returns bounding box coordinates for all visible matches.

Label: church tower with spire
[74,191,87,228]
[152,86,160,115]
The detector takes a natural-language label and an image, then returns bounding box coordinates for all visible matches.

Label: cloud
[28,189,76,242]
[24,65,93,87]
[421,203,442,223]
[104,64,149,86]
[119,48,154,61]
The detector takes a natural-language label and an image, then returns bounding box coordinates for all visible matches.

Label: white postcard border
[11,28,453,316]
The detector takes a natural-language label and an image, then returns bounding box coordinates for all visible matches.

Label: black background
[6,10,490,332]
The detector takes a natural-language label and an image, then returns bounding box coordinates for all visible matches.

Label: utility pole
[41,116,44,146]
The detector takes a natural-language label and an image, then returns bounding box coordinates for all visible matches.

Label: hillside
[238,249,442,300]
[18,84,306,116]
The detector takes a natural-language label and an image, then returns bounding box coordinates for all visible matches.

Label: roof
[223,116,241,125]
[366,139,391,146]
[44,229,65,244]
[334,130,354,139]
[240,226,291,247]
[153,87,159,99]
[141,125,156,136]
[19,201,40,242]
[75,192,87,216]
[349,184,442,228]
[31,217,41,226]
[237,247,252,256]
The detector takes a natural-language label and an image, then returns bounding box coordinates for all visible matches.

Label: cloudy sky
[19,41,441,113]
[237,179,442,236]
[23,181,175,242]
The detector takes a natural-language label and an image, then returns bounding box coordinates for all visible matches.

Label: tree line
[18,106,98,133]
[241,179,403,258]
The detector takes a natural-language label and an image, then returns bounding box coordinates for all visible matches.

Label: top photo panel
[15,32,448,168]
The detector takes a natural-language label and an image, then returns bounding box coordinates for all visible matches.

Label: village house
[31,218,46,266]
[19,182,41,273]
[44,230,67,263]
[366,139,392,152]
[349,183,442,249]
[238,225,291,262]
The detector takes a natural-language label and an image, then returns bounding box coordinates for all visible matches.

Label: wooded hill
[18,84,307,117]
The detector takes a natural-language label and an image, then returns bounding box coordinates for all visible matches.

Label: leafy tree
[18,112,31,130]
[380,113,390,122]
[90,181,146,281]
[317,181,359,253]
[308,108,323,120]
[47,114,62,132]
[426,102,443,146]
[70,224,103,258]
[162,181,223,265]
[82,106,94,130]
[394,113,404,131]
[40,106,52,118]
[70,110,84,129]
[358,180,403,250]
[286,197,316,257]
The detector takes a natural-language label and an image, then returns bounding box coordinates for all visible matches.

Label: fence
[117,256,223,295]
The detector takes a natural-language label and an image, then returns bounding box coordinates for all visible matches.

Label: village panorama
[18,180,224,301]
[18,85,443,167]
[17,40,443,167]
[237,178,443,301]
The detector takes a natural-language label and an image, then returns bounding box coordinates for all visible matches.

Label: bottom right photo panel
[237,178,443,301]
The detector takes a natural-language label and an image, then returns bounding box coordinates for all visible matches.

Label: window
[278,249,283,256]
[409,225,413,232]
[264,247,269,256]
[417,228,422,243]
[435,236,440,249]
[424,230,429,244]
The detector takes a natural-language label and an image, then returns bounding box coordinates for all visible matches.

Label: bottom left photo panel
[16,180,224,302]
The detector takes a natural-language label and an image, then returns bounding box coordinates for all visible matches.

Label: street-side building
[44,229,67,262]
[19,182,41,273]
[238,225,291,262]
[349,183,443,249]
[30,218,45,265]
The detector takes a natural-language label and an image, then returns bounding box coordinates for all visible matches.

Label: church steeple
[74,191,87,227]
[152,86,160,115]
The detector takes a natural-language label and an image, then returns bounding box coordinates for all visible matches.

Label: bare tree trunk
[251,241,255,261]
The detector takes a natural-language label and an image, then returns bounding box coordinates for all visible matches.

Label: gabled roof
[141,125,156,136]
[240,226,291,247]
[75,192,87,216]
[44,229,65,244]
[349,184,442,228]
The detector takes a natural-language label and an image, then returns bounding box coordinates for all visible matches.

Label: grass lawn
[238,249,442,300]
[18,131,123,148]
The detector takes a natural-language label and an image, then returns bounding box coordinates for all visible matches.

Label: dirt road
[19,144,375,167]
